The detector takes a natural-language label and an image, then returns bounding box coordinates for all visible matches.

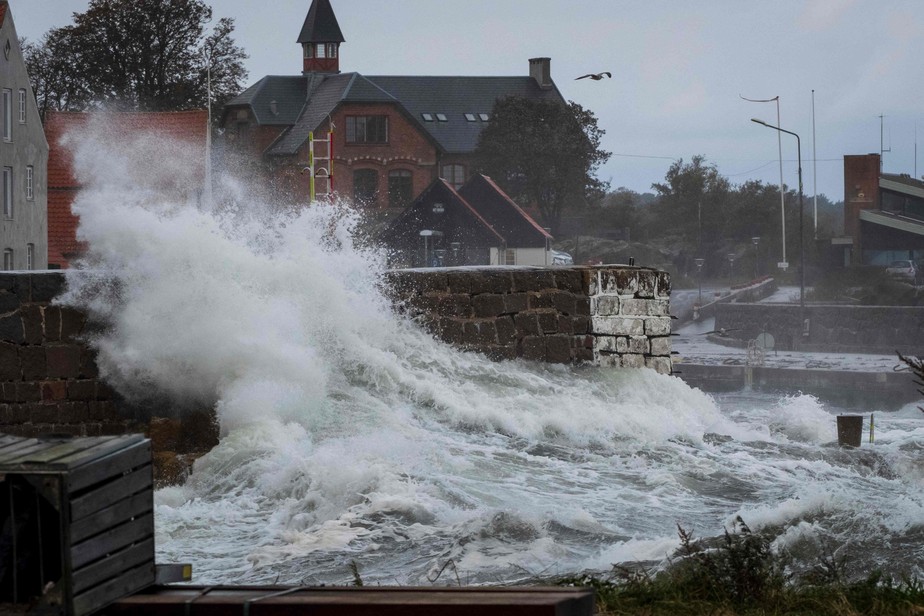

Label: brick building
[843,153,924,265]
[45,110,208,268]
[220,0,566,212]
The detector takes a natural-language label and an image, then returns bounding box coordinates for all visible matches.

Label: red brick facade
[843,154,879,263]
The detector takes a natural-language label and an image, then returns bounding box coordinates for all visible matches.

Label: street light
[741,95,786,269]
[694,258,705,307]
[750,118,804,313]
[727,253,736,280]
[752,236,760,279]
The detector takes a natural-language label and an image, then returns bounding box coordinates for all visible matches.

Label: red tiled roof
[45,109,208,267]
[45,110,209,188]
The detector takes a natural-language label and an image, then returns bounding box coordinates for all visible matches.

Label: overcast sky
[9,0,924,202]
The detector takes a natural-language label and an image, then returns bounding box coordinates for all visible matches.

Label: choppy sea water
[57,121,924,587]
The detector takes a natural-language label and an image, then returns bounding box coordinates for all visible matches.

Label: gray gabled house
[0,1,48,270]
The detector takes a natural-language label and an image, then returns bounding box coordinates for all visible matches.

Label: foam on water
[56,122,924,585]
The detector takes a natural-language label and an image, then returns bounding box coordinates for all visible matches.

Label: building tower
[298,0,344,74]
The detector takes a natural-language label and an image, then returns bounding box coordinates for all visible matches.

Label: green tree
[23,0,247,118]
[650,155,731,252]
[474,96,611,235]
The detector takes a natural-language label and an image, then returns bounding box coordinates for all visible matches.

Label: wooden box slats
[0,433,156,616]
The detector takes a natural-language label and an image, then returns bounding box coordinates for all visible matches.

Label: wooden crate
[0,433,154,616]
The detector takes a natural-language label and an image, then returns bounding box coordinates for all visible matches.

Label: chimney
[529,57,552,89]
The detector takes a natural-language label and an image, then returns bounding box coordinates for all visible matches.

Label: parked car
[886,259,917,282]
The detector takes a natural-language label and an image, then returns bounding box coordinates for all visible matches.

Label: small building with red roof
[380,174,553,268]
[45,109,208,268]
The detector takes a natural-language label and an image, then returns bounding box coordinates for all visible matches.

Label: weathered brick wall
[384,265,673,373]
[0,272,130,437]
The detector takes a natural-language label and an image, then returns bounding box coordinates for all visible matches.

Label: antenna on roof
[879,114,891,172]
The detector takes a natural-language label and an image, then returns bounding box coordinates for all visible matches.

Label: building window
[316,43,326,59]
[18,89,26,124]
[304,44,313,59]
[25,166,33,201]
[328,44,338,58]
[435,113,448,122]
[479,113,490,121]
[2,167,11,219]
[353,169,378,207]
[388,170,413,209]
[345,115,388,144]
[26,244,33,270]
[504,248,516,265]
[2,89,11,141]
[3,249,13,271]
[441,164,465,189]
[464,113,476,122]
[421,113,434,122]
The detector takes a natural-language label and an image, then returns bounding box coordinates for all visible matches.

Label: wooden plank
[52,435,145,469]
[71,491,153,543]
[73,561,154,616]
[70,464,152,521]
[70,513,154,569]
[72,538,154,594]
[0,434,26,449]
[5,437,108,466]
[101,586,596,616]
[68,441,151,493]
[0,440,62,467]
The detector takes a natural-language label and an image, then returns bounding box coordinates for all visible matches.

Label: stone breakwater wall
[714,303,924,354]
[0,272,217,486]
[384,265,673,373]
[0,272,128,437]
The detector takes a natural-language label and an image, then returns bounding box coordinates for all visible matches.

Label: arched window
[441,164,465,189]
[388,170,413,209]
[353,169,378,207]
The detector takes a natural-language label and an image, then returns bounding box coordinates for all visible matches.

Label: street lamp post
[752,236,760,279]
[751,118,804,314]
[694,258,705,306]
[727,253,736,280]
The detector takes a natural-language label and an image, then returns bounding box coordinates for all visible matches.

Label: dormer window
[316,43,327,59]
[304,44,314,59]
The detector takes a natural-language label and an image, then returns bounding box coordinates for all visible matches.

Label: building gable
[459,174,552,248]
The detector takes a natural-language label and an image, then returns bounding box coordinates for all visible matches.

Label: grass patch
[558,518,924,615]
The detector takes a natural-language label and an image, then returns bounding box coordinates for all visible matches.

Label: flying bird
[575,72,612,81]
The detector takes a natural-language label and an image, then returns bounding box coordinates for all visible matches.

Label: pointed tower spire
[297,0,345,74]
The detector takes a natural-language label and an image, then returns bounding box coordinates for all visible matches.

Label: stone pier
[384,265,673,373]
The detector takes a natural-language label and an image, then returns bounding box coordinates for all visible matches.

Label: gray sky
[9,0,924,202]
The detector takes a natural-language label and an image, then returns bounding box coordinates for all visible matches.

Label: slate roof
[459,174,553,247]
[227,75,311,126]
[266,72,401,156]
[297,0,344,43]
[230,72,566,158]
[368,75,566,153]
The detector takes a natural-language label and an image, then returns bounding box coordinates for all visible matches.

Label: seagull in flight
[575,72,612,81]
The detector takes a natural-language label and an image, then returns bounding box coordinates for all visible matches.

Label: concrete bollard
[836,414,864,447]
